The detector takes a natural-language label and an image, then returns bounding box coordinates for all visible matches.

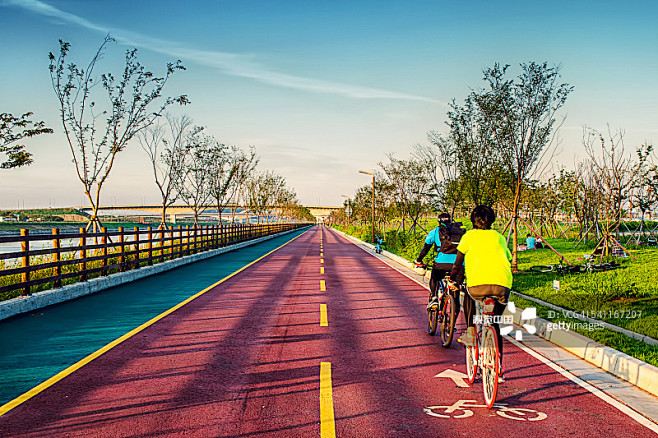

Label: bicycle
[582,260,619,272]
[463,296,503,408]
[374,236,384,254]
[528,257,580,275]
[418,264,458,348]
[529,259,619,274]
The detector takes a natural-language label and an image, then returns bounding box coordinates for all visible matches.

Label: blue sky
[0,0,656,209]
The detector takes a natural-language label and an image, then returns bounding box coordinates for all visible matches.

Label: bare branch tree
[208,144,244,225]
[583,126,636,253]
[632,143,657,239]
[175,130,215,226]
[139,114,198,227]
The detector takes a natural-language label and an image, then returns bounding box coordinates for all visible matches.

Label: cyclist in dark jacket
[414,213,464,311]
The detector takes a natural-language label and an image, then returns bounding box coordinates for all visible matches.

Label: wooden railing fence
[0,223,308,297]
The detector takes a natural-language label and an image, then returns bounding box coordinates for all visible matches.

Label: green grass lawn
[510,295,658,368]
[514,239,658,340]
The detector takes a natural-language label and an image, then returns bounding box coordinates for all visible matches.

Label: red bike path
[0,225,655,437]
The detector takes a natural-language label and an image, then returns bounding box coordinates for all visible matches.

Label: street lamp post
[359,170,375,243]
[341,194,351,224]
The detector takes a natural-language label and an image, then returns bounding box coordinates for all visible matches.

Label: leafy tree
[414,137,461,215]
[330,202,350,225]
[379,154,430,233]
[0,112,52,168]
[289,205,316,222]
[49,35,188,232]
[229,146,259,224]
[472,62,573,270]
[523,179,560,237]
[276,187,301,223]
[351,175,395,234]
[447,95,500,208]
[208,144,255,225]
[264,172,288,223]
[245,170,286,223]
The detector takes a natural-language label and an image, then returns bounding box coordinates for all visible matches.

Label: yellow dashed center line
[320,362,336,438]
[318,230,334,437]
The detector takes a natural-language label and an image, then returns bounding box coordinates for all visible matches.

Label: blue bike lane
[0,228,309,408]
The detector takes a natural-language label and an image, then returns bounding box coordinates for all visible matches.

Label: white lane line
[507,336,658,433]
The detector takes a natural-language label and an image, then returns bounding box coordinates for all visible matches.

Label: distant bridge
[82,205,342,221]
[303,206,342,221]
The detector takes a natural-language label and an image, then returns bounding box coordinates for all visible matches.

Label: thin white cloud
[4,0,443,104]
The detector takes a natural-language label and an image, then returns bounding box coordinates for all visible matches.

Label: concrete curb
[0,227,309,322]
[511,311,658,397]
[331,227,658,398]
[511,289,658,346]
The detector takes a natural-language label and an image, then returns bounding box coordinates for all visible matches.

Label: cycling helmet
[438,212,451,227]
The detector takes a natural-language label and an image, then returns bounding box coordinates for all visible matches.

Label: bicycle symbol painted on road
[424,399,547,421]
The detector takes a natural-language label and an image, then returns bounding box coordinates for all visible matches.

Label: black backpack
[437,222,465,254]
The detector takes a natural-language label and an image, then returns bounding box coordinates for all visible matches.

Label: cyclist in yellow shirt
[450,205,511,381]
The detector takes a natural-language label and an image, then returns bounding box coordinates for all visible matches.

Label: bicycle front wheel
[465,337,478,385]
[529,265,554,273]
[428,305,438,336]
[482,326,500,408]
[440,293,457,348]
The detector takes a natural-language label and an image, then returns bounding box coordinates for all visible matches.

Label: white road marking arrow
[434,369,469,388]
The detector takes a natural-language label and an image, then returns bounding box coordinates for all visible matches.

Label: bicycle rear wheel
[482,326,500,408]
[562,265,581,274]
[529,265,554,273]
[440,293,456,348]
[592,262,620,271]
